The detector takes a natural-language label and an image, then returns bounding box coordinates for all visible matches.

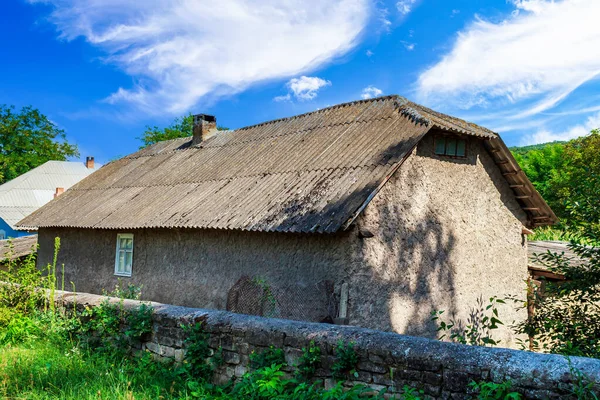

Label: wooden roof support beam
[523,207,539,211]
[502,171,520,176]
[510,184,524,188]
[515,195,531,199]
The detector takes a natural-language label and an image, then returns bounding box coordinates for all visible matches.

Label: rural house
[0,158,99,240]
[18,96,556,346]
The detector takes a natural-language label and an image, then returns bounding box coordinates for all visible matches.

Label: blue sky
[2,0,600,164]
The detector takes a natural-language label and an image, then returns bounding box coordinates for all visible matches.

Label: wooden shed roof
[17,96,556,233]
[0,235,37,262]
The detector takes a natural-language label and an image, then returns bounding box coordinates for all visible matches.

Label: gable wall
[350,131,528,347]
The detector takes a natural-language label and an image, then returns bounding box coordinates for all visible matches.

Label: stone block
[284,348,303,367]
[355,370,372,383]
[422,371,443,386]
[443,370,471,393]
[223,351,241,365]
[373,373,394,386]
[358,361,387,374]
[246,330,284,347]
[368,354,385,364]
[235,365,248,377]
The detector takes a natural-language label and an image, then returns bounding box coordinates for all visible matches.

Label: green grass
[0,335,187,399]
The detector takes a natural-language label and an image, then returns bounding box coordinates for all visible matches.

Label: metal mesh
[226,275,338,323]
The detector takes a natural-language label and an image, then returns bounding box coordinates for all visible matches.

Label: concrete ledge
[53,290,600,399]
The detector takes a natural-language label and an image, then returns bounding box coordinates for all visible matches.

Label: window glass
[435,138,446,155]
[435,136,467,158]
[456,139,466,157]
[446,138,457,156]
[115,234,133,276]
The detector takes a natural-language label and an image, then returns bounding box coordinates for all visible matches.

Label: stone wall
[56,290,600,400]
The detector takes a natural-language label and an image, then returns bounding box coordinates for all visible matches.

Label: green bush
[250,345,286,370]
[331,340,359,380]
[295,340,322,381]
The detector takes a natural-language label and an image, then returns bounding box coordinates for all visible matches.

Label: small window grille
[434,136,467,157]
[115,233,134,276]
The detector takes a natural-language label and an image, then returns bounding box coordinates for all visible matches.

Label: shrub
[250,345,286,370]
[295,340,322,381]
[432,296,504,347]
[183,321,219,381]
[468,380,521,400]
[331,340,359,380]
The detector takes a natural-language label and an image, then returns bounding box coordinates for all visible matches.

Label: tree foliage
[514,135,600,358]
[139,113,228,148]
[512,130,600,228]
[0,105,79,184]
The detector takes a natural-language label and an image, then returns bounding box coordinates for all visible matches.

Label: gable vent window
[435,136,467,158]
[115,233,134,277]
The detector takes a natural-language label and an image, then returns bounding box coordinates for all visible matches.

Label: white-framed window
[114,233,134,277]
[0,230,5,240]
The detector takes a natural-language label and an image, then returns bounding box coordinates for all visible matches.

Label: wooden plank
[502,171,519,176]
[510,184,524,188]
[515,195,531,199]
[523,207,539,211]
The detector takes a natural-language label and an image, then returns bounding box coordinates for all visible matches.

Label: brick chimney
[54,187,64,199]
[192,114,217,146]
[86,156,95,169]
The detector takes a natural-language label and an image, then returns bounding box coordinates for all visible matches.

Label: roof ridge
[234,95,402,132]
[126,114,397,160]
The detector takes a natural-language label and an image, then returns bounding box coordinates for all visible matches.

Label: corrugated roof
[529,241,585,268]
[17,95,554,233]
[0,235,37,262]
[0,161,100,229]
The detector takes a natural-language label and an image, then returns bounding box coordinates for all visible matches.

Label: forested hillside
[510,130,600,237]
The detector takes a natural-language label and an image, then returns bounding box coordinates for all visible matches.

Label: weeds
[250,345,286,370]
[432,296,504,346]
[331,340,359,380]
[468,380,521,399]
[295,340,321,381]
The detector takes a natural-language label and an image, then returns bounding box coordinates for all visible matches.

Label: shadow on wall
[353,202,458,338]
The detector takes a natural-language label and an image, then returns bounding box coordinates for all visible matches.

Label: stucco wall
[351,132,529,346]
[37,227,352,323]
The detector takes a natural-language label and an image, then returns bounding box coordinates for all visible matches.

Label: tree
[515,131,600,358]
[513,143,569,218]
[0,105,79,184]
[139,114,228,148]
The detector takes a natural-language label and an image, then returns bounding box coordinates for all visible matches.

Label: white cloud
[396,0,417,15]
[366,50,374,57]
[520,111,600,145]
[287,76,331,100]
[417,0,600,117]
[361,86,383,99]
[273,94,291,102]
[32,0,369,115]
[401,41,415,51]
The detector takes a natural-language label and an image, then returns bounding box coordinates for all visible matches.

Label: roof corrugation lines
[0,235,37,261]
[0,161,100,229]
[17,95,553,233]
